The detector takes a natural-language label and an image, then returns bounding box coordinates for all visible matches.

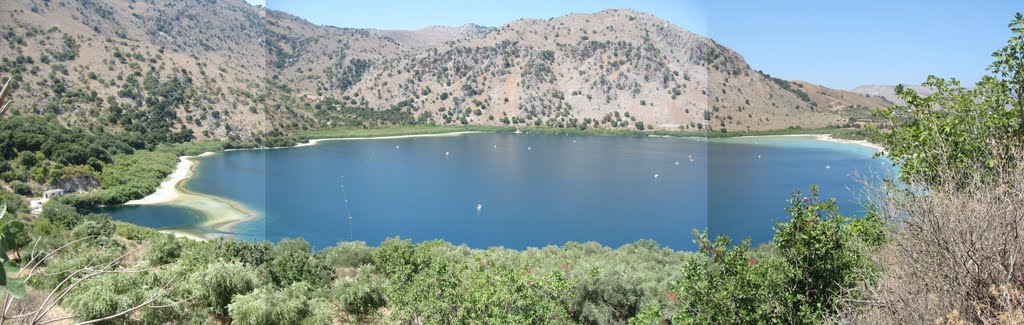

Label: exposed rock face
[0,1,887,138]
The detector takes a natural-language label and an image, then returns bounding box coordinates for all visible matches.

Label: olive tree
[187,261,263,323]
[228,282,333,325]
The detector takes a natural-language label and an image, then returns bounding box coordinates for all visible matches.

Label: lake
[104,133,893,250]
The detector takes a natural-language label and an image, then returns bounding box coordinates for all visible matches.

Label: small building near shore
[42,189,64,199]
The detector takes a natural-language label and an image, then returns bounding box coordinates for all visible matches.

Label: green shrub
[319,240,373,268]
[41,200,82,229]
[570,270,646,324]
[62,272,156,323]
[672,231,794,324]
[0,190,27,214]
[188,261,264,321]
[268,238,331,286]
[228,282,333,325]
[8,181,31,196]
[70,214,116,239]
[28,243,123,291]
[873,13,1024,187]
[772,186,880,322]
[144,234,183,265]
[672,186,882,324]
[331,267,386,316]
[113,221,161,241]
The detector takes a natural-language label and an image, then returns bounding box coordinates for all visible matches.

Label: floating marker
[477,203,483,211]
[445,151,450,158]
[674,161,680,165]
[527,146,532,151]
[825,164,831,169]
[654,173,659,179]
[396,145,400,149]
[757,154,762,159]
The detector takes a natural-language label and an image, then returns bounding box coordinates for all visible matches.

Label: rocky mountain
[850,84,935,106]
[0,0,889,142]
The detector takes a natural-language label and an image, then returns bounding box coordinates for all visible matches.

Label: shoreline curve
[117,130,883,240]
[735,134,885,153]
[119,131,484,240]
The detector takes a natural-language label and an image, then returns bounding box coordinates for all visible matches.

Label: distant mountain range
[0,0,892,140]
[850,84,935,106]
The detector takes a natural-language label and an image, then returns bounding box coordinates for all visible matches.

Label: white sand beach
[737,134,885,153]
[124,152,215,205]
[812,134,885,153]
[294,131,483,147]
[121,151,256,240]
[121,131,484,240]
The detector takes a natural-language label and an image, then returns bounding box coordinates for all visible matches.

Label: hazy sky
[249,0,1020,90]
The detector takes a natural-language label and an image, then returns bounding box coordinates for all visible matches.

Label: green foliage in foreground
[0,202,27,299]
[873,13,1024,187]
[0,184,883,324]
[672,187,883,324]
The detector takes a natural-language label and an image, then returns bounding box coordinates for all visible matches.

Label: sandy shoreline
[120,130,881,241]
[121,151,256,240]
[295,131,483,147]
[119,131,483,240]
[124,152,215,205]
[737,134,885,153]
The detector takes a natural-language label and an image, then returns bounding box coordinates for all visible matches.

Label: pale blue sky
[248,0,1021,89]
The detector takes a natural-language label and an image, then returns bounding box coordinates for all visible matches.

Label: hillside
[0,0,888,142]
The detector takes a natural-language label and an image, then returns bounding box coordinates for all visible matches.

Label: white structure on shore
[43,189,64,198]
[30,189,65,215]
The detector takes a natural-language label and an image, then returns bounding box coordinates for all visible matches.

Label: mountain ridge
[0,1,887,142]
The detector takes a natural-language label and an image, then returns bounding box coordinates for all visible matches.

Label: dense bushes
[188,261,264,322]
[671,187,882,324]
[40,200,82,229]
[58,150,178,211]
[11,185,886,324]
[228,282,334,325]
[842,13,1024,324]
[144,233,183,265]
[0,189,27,214]
[872,14,1024,187]
[844,168,1024,323]
[331,267,387,317]
[267,238,332,286]
[319,240,373,268]
[0,115,136,185]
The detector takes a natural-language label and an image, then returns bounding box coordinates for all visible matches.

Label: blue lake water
[104,133,893,250]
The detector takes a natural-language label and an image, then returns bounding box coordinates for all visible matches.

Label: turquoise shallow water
[104,133,893,250]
